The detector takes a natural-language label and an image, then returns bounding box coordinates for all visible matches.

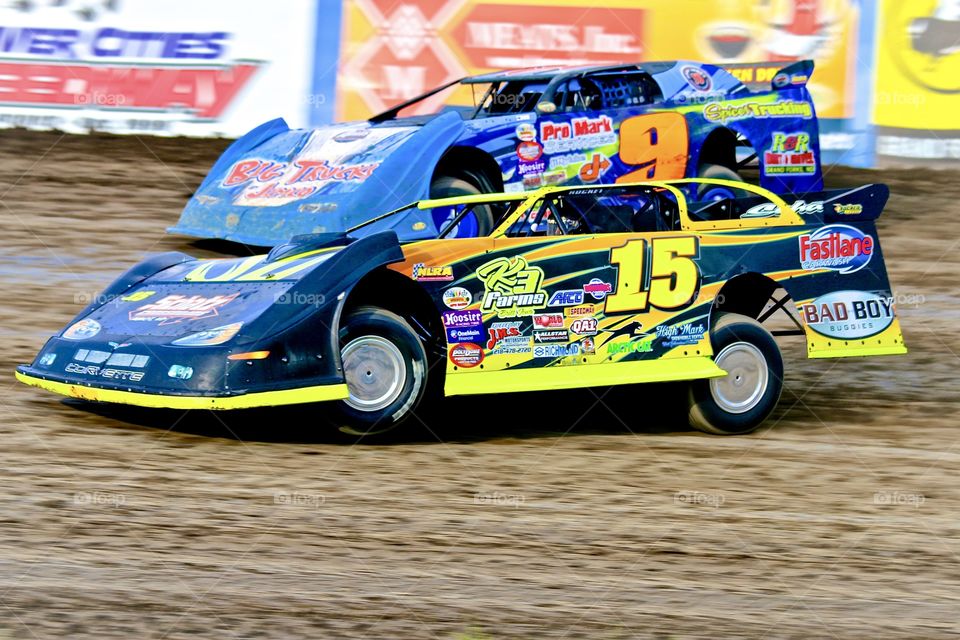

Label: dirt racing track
[0,129,958,638]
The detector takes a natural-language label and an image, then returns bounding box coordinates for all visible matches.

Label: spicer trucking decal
[799,290,896,339]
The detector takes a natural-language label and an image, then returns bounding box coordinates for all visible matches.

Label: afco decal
[799,290,896,339]
[799,224,874,274]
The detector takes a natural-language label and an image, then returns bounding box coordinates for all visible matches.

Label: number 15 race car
[17,179,905,438]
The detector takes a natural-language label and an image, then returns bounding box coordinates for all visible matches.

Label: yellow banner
[337,0,861,122]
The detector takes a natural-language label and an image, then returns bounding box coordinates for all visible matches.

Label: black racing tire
[329,306,429,439]
[430,175,495,236]
[696,163,747,201]
[687,313,784,435]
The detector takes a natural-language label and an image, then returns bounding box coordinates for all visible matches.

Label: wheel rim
[709,342,769,414]
[432,206,480,238]
[699,186,737,202]
[341,336,406,412]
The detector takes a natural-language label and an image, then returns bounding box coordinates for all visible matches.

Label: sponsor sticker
[477,256,547,318]
[833,203,863,215]
[565,304,596,317]
[681,65,712,91]
[570,317,598,336]
[412,263,454,281]
[540,115,616,154]
[443,287,473,310]
[449,342,484,368]
[486,321,530,354]
[129,293,239,325]
[741,199,823,219]
[580,337,596,354]
[656,322,707,347]
[583,278,613,301]
[442,309,483,328]
[799,225,874,274]
[549,289,585,307]
[517,141,543,162]
[533,329,569,344]
[764,132,816,175]
[607,339,653,354]
[515,123,536,142]
[799,291,896,339]
[532,313,564,329]
[578,153,611,182]
[703,100,813,124]
[533,343,581,358]
[62,318,101,340]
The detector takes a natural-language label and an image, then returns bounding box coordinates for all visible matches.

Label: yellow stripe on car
[14,371,349,410]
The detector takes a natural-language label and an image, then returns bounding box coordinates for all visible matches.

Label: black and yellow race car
[17,179,906,437]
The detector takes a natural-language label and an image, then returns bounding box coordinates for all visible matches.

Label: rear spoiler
[738,184,889,222]
[720,60,814,92]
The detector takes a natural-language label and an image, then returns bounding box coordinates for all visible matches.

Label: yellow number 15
[606,237,700,313]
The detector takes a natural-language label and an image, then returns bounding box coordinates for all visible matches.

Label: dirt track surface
[0,129,958,639]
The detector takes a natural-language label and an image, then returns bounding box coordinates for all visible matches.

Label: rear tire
[330,306,429,439]
[688,313,783,435]
[430,175,495,237]
[697,163,745,202]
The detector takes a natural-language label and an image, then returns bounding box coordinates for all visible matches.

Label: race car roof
[463,62,677,84]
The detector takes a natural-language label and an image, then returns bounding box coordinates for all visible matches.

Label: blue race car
[170,60,822,246]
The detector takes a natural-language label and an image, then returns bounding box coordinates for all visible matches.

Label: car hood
[170,112,466,246]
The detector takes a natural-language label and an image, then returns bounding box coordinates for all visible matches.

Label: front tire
[688,313,783,435]
[331,306,429,438]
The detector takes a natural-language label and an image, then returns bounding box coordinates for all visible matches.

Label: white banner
[0,0,317,136]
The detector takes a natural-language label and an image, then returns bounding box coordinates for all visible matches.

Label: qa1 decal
[606,237,701,313]
[799,225,874,274]
[799,291,896,339]
[476,256,547,318]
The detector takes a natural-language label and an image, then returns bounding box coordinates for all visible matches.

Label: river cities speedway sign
[0,0,317,136]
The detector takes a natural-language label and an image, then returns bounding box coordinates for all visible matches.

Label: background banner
[0,0,323,136]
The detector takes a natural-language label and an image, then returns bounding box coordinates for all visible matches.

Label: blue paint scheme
[170,60,824,247]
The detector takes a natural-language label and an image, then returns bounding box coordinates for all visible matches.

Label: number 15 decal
[606,237,701,313]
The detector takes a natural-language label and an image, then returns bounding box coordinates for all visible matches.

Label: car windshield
[372,79,553,121]
[506,187,680,237]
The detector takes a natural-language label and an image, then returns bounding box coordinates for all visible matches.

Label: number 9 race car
[17,179,905,438]
[169,60,822,246]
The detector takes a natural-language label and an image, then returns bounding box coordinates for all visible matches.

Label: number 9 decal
[616,112,689,182]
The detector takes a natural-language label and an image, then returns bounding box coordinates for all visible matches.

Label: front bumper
[15,367,348,410]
